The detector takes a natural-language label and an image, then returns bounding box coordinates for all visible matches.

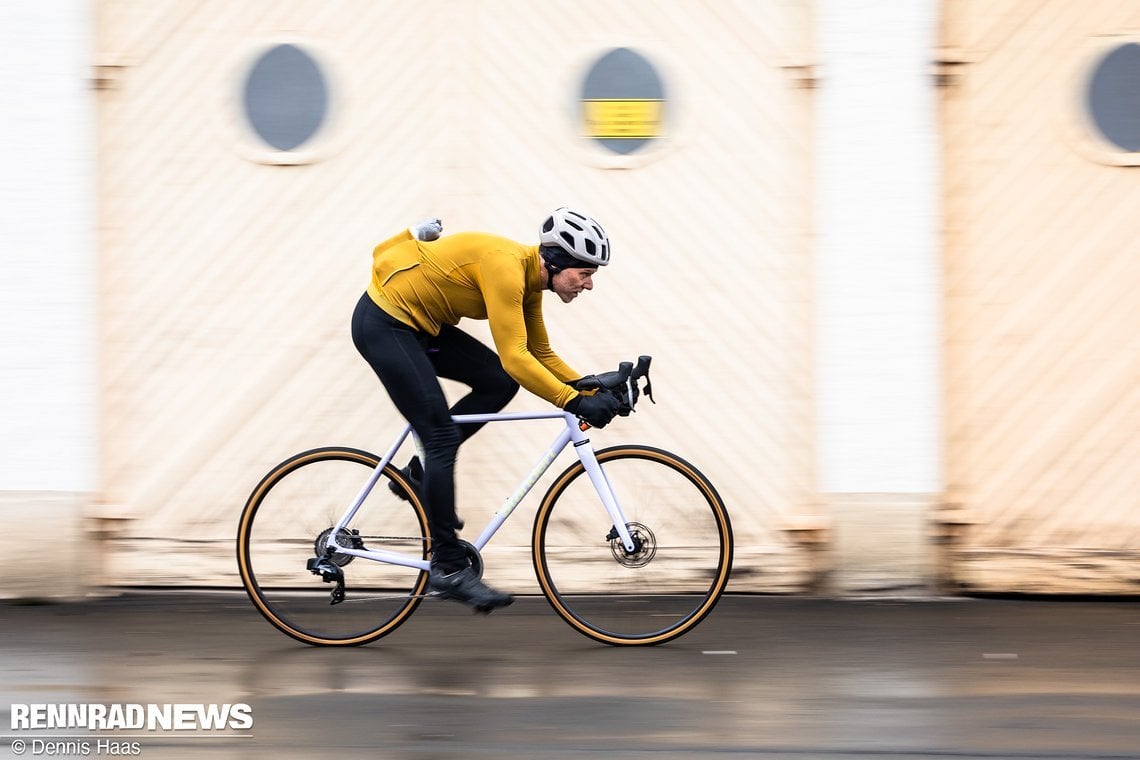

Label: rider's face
[551,267,597,303]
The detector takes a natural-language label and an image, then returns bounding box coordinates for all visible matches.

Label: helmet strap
[544,262,561,291]
[540,244,575,292]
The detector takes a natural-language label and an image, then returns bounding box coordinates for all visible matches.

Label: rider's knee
[477,369,519,409]
[491,375,520,407]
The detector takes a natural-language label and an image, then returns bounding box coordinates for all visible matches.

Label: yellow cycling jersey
[366,229,580,408]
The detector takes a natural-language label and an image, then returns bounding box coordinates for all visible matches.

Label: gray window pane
[1086,42,1140,153]
[243,44,329,152]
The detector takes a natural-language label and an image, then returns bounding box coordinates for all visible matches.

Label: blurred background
[1,0,1137,601]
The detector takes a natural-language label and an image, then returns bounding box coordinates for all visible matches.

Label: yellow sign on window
[582,99,663,139]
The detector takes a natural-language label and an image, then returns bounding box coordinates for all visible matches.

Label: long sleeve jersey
[366,229,580,408]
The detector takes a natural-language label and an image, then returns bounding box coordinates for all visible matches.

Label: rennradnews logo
[10,703,253,731]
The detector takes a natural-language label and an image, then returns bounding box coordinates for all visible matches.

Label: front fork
[571,426,637,554]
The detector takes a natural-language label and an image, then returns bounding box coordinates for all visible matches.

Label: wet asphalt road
[1,592,1138,759]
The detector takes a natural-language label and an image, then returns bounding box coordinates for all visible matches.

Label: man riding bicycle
[351,208,621,612]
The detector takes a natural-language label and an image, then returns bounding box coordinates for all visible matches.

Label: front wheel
[533,445,733,646]
[237,447,430,646]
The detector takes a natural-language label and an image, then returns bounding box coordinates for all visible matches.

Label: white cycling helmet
[539,208,610,267]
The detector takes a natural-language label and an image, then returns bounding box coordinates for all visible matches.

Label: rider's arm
[480,254,578,408]
[522,291,580,383]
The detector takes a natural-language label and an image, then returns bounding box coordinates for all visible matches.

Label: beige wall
[93,1,819,592]
[85,0,1140,598]
[938,0,1140,593]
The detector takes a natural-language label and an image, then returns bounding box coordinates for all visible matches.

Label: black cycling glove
[565,391,620,429]
[572,375,601,390]
[572,375,633,416]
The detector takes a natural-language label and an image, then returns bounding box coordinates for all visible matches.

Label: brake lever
[632,355,654,406]
[576,356,653,417]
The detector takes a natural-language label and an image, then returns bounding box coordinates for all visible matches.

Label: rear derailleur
[307,552,346,605]
[307,527,363,605]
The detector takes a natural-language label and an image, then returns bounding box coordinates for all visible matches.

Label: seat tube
[572,431,636,552]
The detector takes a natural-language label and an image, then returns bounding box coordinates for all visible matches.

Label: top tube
[450,410,573,425]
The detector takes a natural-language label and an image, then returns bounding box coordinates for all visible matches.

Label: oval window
[1086,42,1140,153]
[580,48,667,156]
[243,44,329,152]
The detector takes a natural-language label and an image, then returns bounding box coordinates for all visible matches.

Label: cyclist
[350,208,621,612]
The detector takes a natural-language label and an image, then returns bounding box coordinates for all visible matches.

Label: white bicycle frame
[321,410,638,570]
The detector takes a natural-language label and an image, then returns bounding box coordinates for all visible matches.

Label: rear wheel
[533,445,733,646]
[237,447,430,646]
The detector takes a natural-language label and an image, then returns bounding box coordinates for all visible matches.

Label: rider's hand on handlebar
[570,357,652,419]
[572,370,633,416]
[565,391,620,429]
[572,375,601,391]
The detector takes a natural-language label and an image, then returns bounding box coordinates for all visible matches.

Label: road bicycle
[237,356,733,646]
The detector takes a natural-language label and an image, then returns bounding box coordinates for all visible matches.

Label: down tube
[574,444,636,552]
[471,424,574,550]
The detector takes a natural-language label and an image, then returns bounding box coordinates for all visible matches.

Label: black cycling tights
[351,293,519,570]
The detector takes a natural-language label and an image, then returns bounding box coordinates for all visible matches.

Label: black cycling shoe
[388,456,423,502]
[428,565,514,614]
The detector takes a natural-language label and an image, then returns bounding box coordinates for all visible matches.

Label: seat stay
[328,424,414,546]
[324,424,434,570]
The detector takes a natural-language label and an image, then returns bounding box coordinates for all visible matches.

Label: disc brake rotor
[609,522,657,568]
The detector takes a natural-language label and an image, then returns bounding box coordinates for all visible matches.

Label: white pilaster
[0,1,98,597]
[814,0,943,591]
